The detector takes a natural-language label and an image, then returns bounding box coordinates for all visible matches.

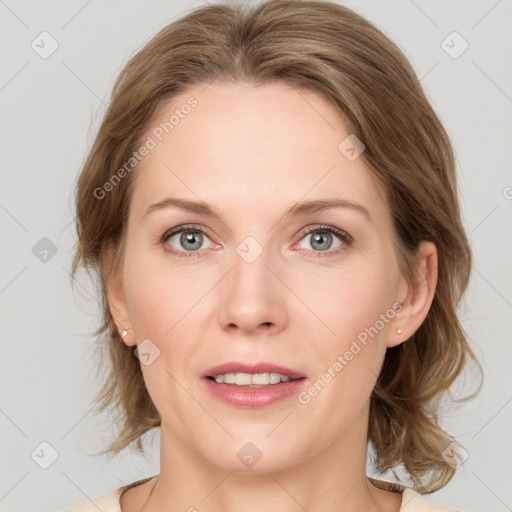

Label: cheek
[297,254,397,341]
[296,257,397,402]
[122,243,197,338]
[121,250,205,427]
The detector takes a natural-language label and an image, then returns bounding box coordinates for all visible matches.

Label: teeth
[213,372,295,386]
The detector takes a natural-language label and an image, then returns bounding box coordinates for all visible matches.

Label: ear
[102,241,136,347]
[387,241,438,348]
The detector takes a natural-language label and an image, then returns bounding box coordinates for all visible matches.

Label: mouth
[200,362,307,407]
[205,372,306,387]
[201,361,306,384]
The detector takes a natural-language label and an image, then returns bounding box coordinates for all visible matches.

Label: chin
[192,430,307,474]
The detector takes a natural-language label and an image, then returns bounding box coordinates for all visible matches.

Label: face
[108,81,413,472]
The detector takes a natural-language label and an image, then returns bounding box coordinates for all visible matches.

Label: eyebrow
[143,197,372,222]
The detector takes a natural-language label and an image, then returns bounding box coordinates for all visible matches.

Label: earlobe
[102,241,136,347]
[387,241,438,348]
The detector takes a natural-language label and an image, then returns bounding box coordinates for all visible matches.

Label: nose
[217,244,287,335]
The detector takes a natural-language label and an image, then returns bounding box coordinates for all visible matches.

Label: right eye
[160,224,217,258]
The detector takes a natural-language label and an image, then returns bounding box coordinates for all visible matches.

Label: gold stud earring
[122,329,128,337]
[396,328,402,335]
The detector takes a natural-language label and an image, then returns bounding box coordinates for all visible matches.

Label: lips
[201,362,306,380]
[201,362,307,408]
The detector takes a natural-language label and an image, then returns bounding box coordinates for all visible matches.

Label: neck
[142,405,401,512]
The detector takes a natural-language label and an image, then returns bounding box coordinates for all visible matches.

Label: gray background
[1,1,511,511]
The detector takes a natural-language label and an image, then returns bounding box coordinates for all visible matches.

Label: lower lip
[202,377,306,408]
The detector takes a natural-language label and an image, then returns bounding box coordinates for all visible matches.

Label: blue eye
[296,225,352,258]
[160,224,352,259]
[161,224,213,259]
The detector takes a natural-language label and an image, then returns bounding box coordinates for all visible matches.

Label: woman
[66,0,480,510]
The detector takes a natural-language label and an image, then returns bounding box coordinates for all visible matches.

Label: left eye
[296,226,351,255]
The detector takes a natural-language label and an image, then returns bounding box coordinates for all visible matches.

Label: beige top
[63,475,460,512]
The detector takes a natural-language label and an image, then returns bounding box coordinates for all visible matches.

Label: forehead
[130,81,388,224]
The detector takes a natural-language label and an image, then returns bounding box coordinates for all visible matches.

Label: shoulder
[62,476,156,512]
[369,478,461,512]
[401,487,461,512]
[63,488,122,512]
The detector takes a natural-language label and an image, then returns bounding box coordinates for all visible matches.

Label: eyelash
[160,223,353,259]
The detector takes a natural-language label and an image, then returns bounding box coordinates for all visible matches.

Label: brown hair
[71,0,481,493]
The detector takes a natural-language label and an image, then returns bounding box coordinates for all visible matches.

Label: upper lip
[202,362,306,380]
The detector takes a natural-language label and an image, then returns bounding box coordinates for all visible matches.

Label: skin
[105,81,438,512]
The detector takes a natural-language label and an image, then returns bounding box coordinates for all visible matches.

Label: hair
[71,0,481,493]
